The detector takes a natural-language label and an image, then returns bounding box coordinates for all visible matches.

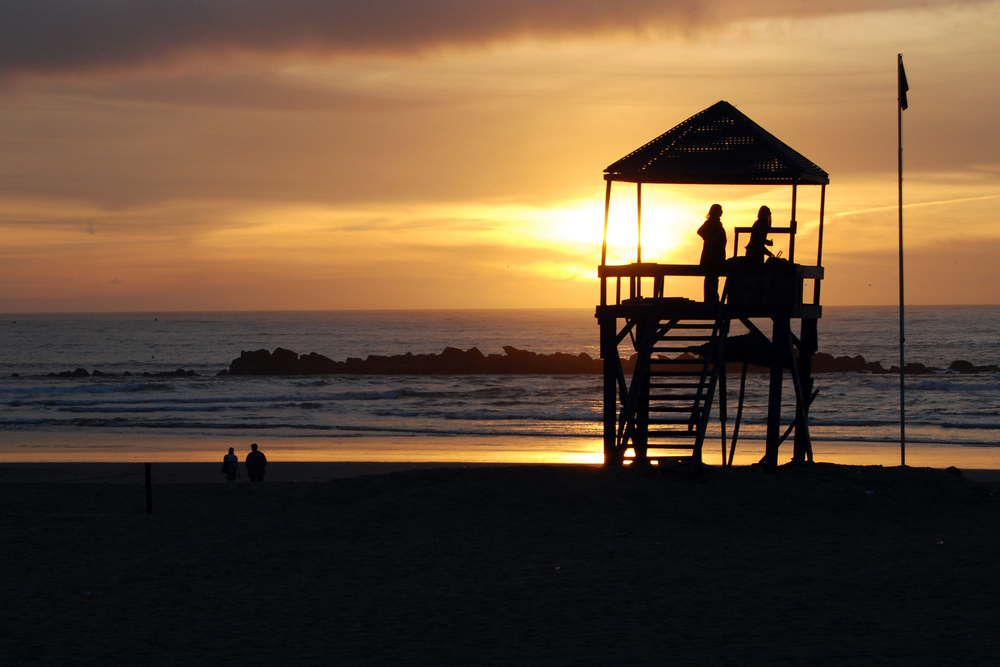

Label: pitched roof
[604,101,829,186]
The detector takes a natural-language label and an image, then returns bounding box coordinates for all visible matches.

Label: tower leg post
[633,319,649,465]
[794,318,818,463]
[600,317,621,466]
[764,317,790,473]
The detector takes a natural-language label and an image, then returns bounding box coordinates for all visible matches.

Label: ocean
[1,307,999,467]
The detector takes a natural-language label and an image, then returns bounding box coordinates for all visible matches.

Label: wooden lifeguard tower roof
[604,100,829,186]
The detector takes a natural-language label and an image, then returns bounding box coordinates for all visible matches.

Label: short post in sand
[145,462,153,514]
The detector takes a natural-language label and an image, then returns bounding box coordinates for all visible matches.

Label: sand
[2,461,1000,666]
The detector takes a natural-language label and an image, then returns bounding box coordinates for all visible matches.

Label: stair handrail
[691,281,731,461]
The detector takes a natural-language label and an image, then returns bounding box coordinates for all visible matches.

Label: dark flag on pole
[898,56,909,110]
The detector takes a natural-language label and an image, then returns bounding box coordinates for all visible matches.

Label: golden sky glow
[2,1,1000,310]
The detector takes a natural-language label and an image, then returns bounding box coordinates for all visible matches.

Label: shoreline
[3,429,1000,470]
[4,460,1000,484]
[0,460,511,484]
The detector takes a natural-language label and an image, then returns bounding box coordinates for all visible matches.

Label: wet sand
[3,462,1000,666]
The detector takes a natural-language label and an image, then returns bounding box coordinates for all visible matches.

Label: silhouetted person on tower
[698,203,727,305]
[745,205,775,264]
[245,443,267,482]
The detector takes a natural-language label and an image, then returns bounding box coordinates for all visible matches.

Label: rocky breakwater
[40,368,198,378]
[811,354,999,375]
[222,346,604,376]
[220,346,1000,377]
[24,352,999,380]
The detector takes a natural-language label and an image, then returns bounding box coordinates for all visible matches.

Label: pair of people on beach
[698,204,774,304]
[221,443,267,482]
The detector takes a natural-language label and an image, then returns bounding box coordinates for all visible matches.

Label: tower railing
[598,262,824,314]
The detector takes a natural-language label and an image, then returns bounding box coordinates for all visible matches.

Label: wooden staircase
[616,301,729,465]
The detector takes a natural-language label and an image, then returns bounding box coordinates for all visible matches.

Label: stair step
[651,347,705,354]
[646,382,699,392]
[647,383,704,390]
[657,335,713,341]
[661,322,716,328]
[654,334,711,340]
[643,394,702,402]
[650,359,715,373]
[646,412,692,424]
[649,370,707,377]
[646,429,698,436]
[647,405,699,413]
[652,342,711,348]
[648,421,699,428]
[648,417,700,425]
[648,368,705,374]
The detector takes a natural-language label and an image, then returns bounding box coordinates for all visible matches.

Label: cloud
[0,0,964,78]
[823,237,1000,305]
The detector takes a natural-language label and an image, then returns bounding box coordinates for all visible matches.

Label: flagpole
[898,53,907,467]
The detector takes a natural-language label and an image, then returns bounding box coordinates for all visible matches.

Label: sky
[1,0,999,311]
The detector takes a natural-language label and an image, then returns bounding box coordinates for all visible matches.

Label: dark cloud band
[0,0,960,76]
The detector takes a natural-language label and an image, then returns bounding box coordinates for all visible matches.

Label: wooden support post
[719,359,727,466]
[789,181,798,263]
[813,184,826,305]
[764,317,790,473]
[636,182,642,298]
[634,318,649,465]
[145,462,153,515]
[727,363,749,467]
[600,317,621,466]
[636,182,642,263]
[601,179,611,266]
[793,318,818,463]
[601,179,612,307]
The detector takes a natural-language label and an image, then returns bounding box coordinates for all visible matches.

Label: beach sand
[2,462,999,666]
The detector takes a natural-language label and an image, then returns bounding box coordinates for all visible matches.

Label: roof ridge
[604,101,828,186]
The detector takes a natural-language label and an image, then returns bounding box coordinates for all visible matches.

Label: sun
[601,191,700,266]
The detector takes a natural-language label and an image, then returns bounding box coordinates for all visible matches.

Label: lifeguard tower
[596,101,827,472]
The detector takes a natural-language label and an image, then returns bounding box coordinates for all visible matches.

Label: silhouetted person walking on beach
[245,443,267,482]
[698,203,727,305]
[745,205,775,264]
[221,447,239,482]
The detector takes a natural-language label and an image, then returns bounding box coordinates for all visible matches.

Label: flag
[898,55,909,110]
